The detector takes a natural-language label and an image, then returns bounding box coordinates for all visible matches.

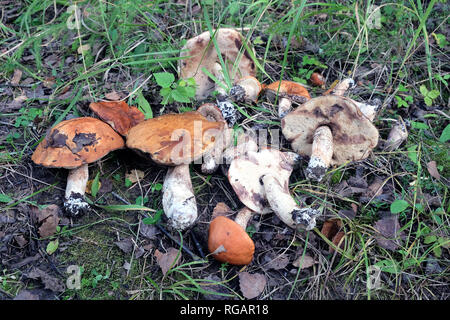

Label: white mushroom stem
[222,132,258,165]
[305,126,333,182]
[332,78,355,96]
[385,118,408,151]
[229,77,261,103]
[278,97,293,118]
[261,175,319,231]
[64,163,90,216]
[162,164,198,231]
[234,207,254,230]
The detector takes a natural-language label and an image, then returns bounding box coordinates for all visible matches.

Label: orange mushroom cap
[32,117,125,169]
[263,80,311,101]
[208,215,255,265]
[89,100,145,136]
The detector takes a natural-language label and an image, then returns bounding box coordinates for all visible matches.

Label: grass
[0,0,449,301]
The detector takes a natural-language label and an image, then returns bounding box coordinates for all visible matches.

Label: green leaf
[142,209,163,225]
[171,87,191,103]
[91,172,100,198]
[390,199,409,214]
[407,145,418,164]
[0,194,12,203]
[136,91,153,119]
[419,85,429,96]
[410,121,429,130]
[439,124,450,142]
[152,183,163,192]
[395,96,408,108]
[124,178,132,187]
[424,96,432,106]
[428,90,440,99]
[154,72,175,88]
[375,260,399,273]
[424,235,437,244]
[46,239,59,255]
[433,246,442,258]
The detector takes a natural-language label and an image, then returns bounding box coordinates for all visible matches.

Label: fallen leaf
[373,215,404,251]
[105,91,121,100]
[77,44,90,54]
[14,235,28,248]
[43,77,55,88]
[125,169,145,184]
[11,69,22,85]
[31,205,61,238]
[46,239,59,255]
[115,238,134,253]
[264,252,290,270]
[239,272,266,299]
[85,178,102,195]
[212,202,233,220]
[321,219,346,253]
[427,161,441,180]
[154,247,181,275]
[292,254,317,269]
[27,267,65,292]
[139,220,160,239]
[13,290,39,300]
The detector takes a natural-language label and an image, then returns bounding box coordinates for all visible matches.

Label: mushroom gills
[64,163,90,217]
[261,174,319,231]
[305,126,333,182]
[162,164,198,230]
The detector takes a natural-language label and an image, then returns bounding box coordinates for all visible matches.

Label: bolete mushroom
[178,28,256,125]
[281,95,379,182]
[228,75,262,103]
[263,80,311,118]
[32,117,125,217]
[384,116,408,151]
[208,206,255,265]
[228,148,320,231]
[89,100,145,136]
[126,111,225,230]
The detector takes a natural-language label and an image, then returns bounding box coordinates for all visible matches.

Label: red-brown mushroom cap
[89,100,145,136]
[263,80,311,102]
[281,95,379,165]
[31,117,125,169]
[178,28,256,100]
[208,215,255,265]
[126,111,225,166]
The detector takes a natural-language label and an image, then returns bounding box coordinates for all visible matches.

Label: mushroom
[228,148,320,231]
[126,111,226,230]
[228,75,262,103]
[323,78,379,121]
[31,117,125,217]
[178,28,256,125]
[263,80,311,118]
[196,103,233,174]
[89,100,145,136]
[208,206,255,265]
[281,95,379,182]
[384,117,408,151]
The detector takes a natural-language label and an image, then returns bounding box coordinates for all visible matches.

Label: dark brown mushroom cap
[228,148,295,213]
[89,100,145,136]
[263,80,311,102]
[208,215,255,265]
[178,28,256,100]
[126,111,225,166]
[31,117,125,169]
[281,95,379,165]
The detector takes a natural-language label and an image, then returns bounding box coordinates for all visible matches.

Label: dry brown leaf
[105,91,121,100]
[239,272,266,299]
[31,205,61,238]
[373,215,404,251]
[11,69,22,85]
[154,247,181,275]
[211,202,233,220]
[77,44,90,54]
[292,254,317,269]
[427,161,441,180]
[27,267,65,292]
[264,252,290,270]
[125,169,145,184]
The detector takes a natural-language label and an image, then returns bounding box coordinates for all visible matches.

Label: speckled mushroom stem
[64,163,90,217]
[278,97,293,118]
[261,174,319,231]
[229,77,261,103]
[233,207,254,230]
[385,117,408,151]
[212,63,238,125]
[305,126,333,182]
[162,164,198,231]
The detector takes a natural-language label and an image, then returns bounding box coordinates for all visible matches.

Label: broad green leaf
[428,90,440,99]
[46,239,59,255]
[142,209,163,225]
[375,260,399,273]
[410,121,429,130]
[390,199,409,214]
[419,85,428,96]
[136,91,153,119]
[0,194,12,203]
[407,145,418,164]
[439,124,450,142]
[424,96,432,106]
[395,96,408,108]
[424,235,437,244]
[154,72,175,88]
[91,172,100,198]
[172,87,191,103]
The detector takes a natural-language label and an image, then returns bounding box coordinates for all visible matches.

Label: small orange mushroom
[263,80,310,118]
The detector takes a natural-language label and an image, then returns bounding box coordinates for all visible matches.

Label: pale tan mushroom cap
[126,112,225,166]
[179,28,256,100]
[228,148,295,213]
[32,117,125,169]
[281,95,379,165]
